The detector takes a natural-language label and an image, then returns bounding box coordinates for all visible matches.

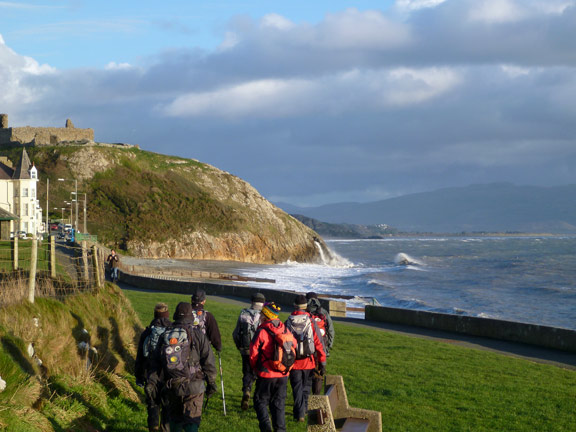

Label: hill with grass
[2,145,324,264]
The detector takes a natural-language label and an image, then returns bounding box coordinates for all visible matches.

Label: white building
[0,149,43,237]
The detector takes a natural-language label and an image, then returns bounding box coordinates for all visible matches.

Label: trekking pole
[218,352,227,415]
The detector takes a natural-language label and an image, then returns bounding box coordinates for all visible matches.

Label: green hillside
[1,145,320,262]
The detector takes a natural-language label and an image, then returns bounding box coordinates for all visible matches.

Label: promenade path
[120,281,576,372]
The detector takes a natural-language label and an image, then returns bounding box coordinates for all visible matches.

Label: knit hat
[306,292,318,300]
[251,293,266,303]
[154,302,169,318]
[261,302,281,320]
[191,289,206,304]
[294,295,308,310]
[174,302,193,321]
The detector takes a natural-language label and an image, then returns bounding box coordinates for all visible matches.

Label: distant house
[0,149,42,237]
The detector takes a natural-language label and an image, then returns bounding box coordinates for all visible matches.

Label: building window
[31,187,36,198]
[23,188,28,197]
[24,204,29,216]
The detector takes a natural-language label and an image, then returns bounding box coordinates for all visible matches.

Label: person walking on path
[135,303,172,432]
[286,295,326,422]
[106,249,120,282]
[306,292,334,395]
[190,289,222,353]
[232,292,266,410]
[159,302,217,432]
[249,302,295,432]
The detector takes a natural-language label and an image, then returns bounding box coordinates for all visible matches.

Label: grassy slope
[3,145,299,253]
[0,285,574,431]
[123,289,576,432]
[0,284,148,432]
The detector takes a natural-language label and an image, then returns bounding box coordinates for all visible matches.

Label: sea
[235,235,576,330]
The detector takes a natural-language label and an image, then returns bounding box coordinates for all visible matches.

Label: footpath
[120,282,576,371]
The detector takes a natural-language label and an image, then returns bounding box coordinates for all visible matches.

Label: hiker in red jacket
[249,302,295,432]
[285,295,326,423]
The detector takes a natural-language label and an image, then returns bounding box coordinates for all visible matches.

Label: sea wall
[120,271,347,317]
[366,305,576,353]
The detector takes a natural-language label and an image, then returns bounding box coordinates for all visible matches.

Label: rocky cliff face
[40,144,325,264]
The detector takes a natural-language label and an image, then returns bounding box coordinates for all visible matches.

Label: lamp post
[58,178,78,230]
[45,178,49,236]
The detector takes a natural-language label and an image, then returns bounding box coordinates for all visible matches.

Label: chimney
[0,114,7,129]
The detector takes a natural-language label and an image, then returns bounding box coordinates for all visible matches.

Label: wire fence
[0,237,105,307]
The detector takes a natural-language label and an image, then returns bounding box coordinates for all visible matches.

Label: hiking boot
[241,393,250,410]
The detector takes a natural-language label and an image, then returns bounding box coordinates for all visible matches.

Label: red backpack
[265,327,297,374]
[311,312,327,340]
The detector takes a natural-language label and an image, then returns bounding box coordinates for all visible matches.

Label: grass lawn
[123,288,576,432]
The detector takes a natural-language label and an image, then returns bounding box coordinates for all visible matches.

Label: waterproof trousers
[289,368,313,420]
[253,376,288,432]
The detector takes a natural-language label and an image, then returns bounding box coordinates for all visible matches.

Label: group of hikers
[135,289,334,432]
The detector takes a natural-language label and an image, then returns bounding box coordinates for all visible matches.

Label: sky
[1,0,576,207]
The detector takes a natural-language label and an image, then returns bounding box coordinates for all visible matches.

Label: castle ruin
[0,114,94,146]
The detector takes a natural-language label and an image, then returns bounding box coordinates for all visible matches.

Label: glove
[206,382,217,398]
[318,363,326,376]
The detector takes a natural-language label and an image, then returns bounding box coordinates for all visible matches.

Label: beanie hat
[174,302,193,321]
[294,295,308,310]
[154,302,169,318]
[191,289,206,304]
[261,302,280,320]
[251,293,266,303]
[306,292,318,300]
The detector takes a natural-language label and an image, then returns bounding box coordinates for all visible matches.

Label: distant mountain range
[277,183,576,234]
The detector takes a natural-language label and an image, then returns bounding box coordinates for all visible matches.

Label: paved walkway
[121,283,576,371]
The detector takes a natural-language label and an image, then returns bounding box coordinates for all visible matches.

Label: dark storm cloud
[1,1,576,205]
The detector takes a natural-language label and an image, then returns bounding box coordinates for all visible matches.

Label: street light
[58,178,78,230]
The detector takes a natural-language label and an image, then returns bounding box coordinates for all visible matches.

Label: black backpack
[160,325,201,379]
[238,309,261,350]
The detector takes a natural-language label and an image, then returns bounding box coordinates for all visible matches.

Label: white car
[63,224,73,233]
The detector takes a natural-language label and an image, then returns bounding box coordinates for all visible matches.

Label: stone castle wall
[4,126,94,145]
[0,114,94,146]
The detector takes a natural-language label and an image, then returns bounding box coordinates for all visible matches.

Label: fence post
[12,236,18,270]
[28,236,38,303]
[50,235,56,278]
[92,245,101,289]
[82,241,90,284]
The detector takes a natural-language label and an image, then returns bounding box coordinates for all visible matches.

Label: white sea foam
[394,252,423,266]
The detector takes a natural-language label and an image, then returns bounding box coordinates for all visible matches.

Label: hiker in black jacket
[161,302,218,432]
[190,289,222,352]
[135,303,172,432]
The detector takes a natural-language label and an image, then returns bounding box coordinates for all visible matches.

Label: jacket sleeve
[249,328,264,371]
[324,309,335,352]
[311,320,326,365]
[205,312,222,352]
[232,314,242,350]
[134,328,148,383]
[197,330,217,384]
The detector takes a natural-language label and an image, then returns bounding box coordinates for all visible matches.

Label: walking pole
[218,352,227,415]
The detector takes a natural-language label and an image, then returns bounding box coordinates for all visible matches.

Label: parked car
[63,224,73,233]
[17,231,27,239]
[50,223,59,231]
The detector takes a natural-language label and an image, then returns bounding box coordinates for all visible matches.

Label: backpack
[142,325,168,359]
[264,327,296,374]
[238,309,260,350]
[286,313,316,360]
[192,310,207,334]
[310,312,327,340]
[160,325,201,379]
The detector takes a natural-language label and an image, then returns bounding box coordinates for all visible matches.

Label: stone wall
[3,126,94,145]
[365,305,576,353]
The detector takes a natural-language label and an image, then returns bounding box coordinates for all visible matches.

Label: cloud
[1,2,576,205]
